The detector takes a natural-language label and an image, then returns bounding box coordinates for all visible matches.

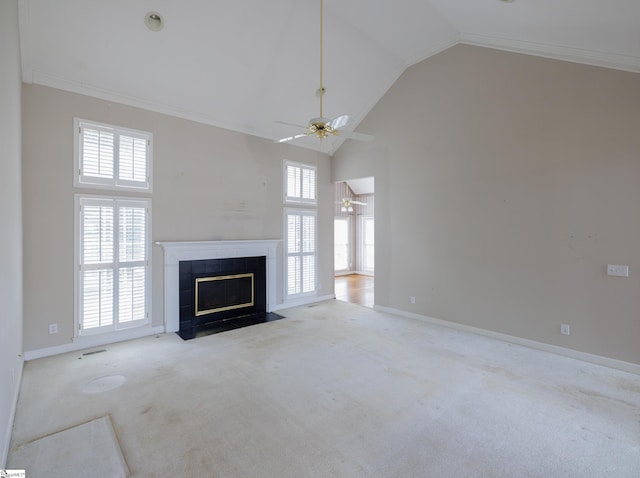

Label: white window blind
[81,127,114,180]
[285,161,316,204]
[77,196,150,335]
[75,118,152,191]
[119,135,148,184]
[285,209,317,297]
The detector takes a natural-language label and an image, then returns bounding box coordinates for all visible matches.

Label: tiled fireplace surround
[157,240,280,333]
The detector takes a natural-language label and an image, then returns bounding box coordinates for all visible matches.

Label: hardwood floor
[335,274,374,308]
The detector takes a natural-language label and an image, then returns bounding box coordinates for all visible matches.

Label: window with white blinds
[285,161,316,204]
[284,161,318,299]
[77,196,150,335]
[75,118,152,191]
[285,209,317,297]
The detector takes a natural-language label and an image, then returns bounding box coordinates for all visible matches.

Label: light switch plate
[607,265,629,277]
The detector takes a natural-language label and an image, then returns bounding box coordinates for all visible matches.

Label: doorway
[334,178,374,308]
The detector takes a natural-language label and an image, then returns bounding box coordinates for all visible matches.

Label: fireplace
[157,240,280,337]
[178,256,267,338]
[195,273,255,316]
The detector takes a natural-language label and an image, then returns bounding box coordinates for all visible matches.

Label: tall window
[75,118,152,191]
[360,216,375,273]
[284,161,317,299]
[74,119,152,337]
[334,217,349,272]
[286,209,317,296]
[76,196,150,335]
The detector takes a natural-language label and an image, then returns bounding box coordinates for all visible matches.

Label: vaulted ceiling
[18,0,640,154]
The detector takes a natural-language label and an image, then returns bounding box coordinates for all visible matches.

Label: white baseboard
[23,325,165,361]
[334,271,374,277]
[272,294,335,312]
[2,356,23,468]
[374,305,640,376]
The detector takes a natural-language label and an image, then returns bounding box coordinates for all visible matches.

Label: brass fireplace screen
[195,273,255,316]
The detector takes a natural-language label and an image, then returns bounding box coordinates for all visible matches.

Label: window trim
[74,194,152,337]
[74,117,153,192]
[284,160,317,205]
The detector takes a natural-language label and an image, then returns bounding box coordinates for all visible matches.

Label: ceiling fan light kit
[309,118,335,139]
[339,197,367,213]
[276,0,373,147]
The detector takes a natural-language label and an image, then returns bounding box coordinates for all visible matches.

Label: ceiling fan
[338,197,367,212]
[275,0,374,146]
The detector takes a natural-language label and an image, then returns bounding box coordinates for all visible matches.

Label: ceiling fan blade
[329,115,349,130]
[339,131,375,142]
[275,133,308,144]
[340,198,367,205]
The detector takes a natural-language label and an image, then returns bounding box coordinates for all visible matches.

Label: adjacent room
[2,0,639,476]
[334,178,375,308]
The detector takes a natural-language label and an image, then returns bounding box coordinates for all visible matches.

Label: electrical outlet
[48,323,58,334]
[410,296,416,304]
[560,324,570,336]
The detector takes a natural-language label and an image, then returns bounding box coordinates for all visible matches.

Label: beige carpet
[8,300,640,477]
[8,416,128,477]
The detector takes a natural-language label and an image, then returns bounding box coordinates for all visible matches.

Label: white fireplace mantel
[156,240,281,332]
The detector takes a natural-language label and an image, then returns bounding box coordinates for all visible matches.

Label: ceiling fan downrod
[311,0,338,140]
[319,0,324,120]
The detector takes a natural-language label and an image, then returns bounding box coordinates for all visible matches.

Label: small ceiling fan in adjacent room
[275,0,373,148]
[338,197,367,212]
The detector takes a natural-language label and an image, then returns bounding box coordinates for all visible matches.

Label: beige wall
[334,44,640,365]
[0,0,24,465]
[22,85,334,352]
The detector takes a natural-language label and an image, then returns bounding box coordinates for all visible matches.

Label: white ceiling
[18,0,640,154]
[346,177,374,196]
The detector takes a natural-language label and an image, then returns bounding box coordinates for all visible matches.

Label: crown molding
[461,33,640,73]
[29,69,269,138]
[405,35,461,67]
